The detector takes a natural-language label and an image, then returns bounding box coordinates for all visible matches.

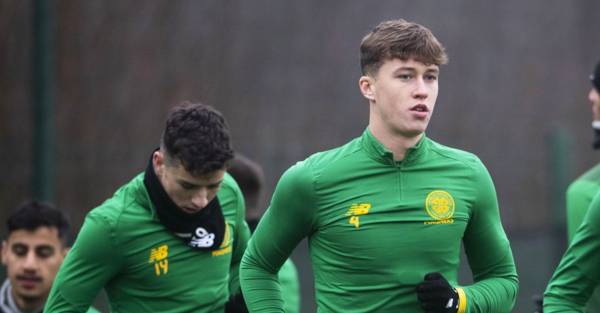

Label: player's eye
[11,244,28,257]
[180,182,197,190]
[207,183,221,190]
[35,246,55,258]
[425,74,438,81]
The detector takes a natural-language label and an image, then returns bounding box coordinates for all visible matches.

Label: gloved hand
[532,294,543,313]
[224,289,249,313]
[416,272,459,313]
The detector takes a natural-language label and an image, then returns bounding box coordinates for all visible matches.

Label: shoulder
[426,138,486,173]
[87,173,148,228]
[575,162,600,183]
[306,136,362,167]
[567,178,600,198]
[566,164,600,199]
[293,136,364,181]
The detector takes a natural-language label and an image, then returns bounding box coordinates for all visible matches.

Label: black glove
[416,272,459,313]
[224,289,249,313]
[532,294,543,313]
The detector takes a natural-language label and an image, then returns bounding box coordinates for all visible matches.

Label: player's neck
[368,124,423,161]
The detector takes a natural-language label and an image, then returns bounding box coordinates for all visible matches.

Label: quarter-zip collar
[360,128,429,166]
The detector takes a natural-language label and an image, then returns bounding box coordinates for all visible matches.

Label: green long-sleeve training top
[544,189,600,312]
[566,163,600,242]
[561,162,600,312]
[240,129,518,313]
[44,172,250,313]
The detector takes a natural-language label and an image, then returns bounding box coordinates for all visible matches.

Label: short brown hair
[360,19,448,76]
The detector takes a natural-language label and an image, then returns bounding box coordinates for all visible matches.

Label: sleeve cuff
[456,287,467,313]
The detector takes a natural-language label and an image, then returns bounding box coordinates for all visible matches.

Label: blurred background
[2,1,600,312]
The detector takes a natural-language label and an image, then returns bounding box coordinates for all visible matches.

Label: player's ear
[153,150,165,176]
[359,75,376,101]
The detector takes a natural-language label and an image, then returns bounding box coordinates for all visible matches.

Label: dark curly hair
[7,200,71,244]
[161,101,234,176]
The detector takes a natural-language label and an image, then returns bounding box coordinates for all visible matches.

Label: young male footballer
[240,19,518,313]
[45,102,250,313]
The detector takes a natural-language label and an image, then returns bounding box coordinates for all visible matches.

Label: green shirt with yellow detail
[44,172,250,313]
[240,128,518,313]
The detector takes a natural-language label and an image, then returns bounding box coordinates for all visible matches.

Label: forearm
[240,163,316,312]
[462,239,518,313]
[239,214,299,313]
[544,253,597,313]
[544,199,600,313]
[240,249,285,313]
[462,273,518,313]
[462,162,519,313]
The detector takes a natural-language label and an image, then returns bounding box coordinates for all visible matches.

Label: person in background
[1,200,99,313]
[544,60,600,312]
[227,154,300,313]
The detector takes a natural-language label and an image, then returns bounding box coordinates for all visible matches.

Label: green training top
[278,259,300,313]
[44,172,250,313]
[563,162,600,312]
[240,129,518,313]
[545,187,600,312]
[566,163,600,242]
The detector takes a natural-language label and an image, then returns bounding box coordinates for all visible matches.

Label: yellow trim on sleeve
[456,287,467,313]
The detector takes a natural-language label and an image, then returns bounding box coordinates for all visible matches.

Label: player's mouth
[410,104,429,112]
[16,275,42,289]
[410,104,429,118]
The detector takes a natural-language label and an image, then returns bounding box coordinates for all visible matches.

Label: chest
[108,221,236,293]
[312,168,475,256]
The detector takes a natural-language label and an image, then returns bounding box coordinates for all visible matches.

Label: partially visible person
[1,200,99,313]
[45,102,250,313]
[227,154,300,313]
[544,60,600,312]
[566,60,600,244]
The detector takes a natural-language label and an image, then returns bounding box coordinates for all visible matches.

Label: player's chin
[402,126,428,137]
[14,287,44,299]
[412,121,431,134]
